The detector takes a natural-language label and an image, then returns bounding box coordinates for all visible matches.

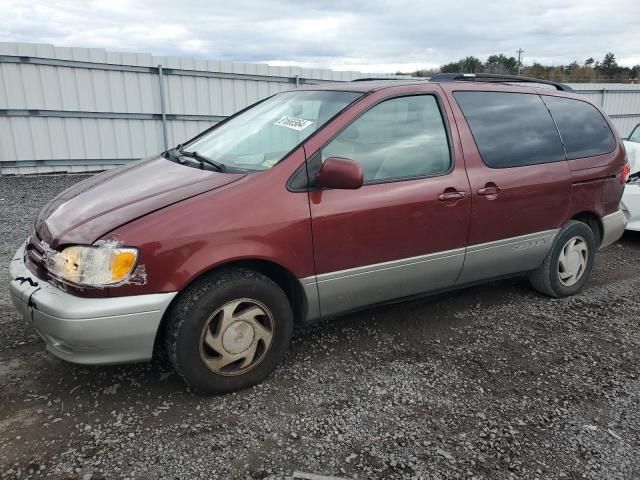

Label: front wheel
[165,268,293,394]
[529,221,597,298]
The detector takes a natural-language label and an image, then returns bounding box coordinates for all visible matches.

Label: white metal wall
[0,42,399,174]
[567,83,640,137]
[1,42,639,175]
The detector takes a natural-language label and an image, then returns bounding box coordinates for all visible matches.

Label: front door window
[320,95,451,183]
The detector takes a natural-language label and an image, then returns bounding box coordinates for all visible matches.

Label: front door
[304,89,471,318]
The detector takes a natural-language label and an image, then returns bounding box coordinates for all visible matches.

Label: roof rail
[351,77,422,82]
[429,73,573,92]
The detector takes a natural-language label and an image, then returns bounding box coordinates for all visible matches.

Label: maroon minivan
[10,74,629,393]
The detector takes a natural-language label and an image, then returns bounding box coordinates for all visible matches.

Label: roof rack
[429,73,573,92]
[351,77,423,82]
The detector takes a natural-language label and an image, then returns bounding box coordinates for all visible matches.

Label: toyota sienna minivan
[10,73,629,394]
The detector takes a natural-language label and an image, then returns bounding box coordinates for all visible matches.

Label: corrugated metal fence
[567,83,640,137]
[0,42,399,175]
[1,42,639,175]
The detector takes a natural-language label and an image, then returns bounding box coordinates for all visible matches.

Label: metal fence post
[601,88,607,108]
[158,64,169,151]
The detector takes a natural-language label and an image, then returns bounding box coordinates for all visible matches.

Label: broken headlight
[46,245,139,287]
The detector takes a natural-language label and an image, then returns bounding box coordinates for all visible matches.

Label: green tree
[522,62,548,79]
[485,54,518,74]
[460,56,482,73]
[566,61,580,72]
[428,52,636,83]
[413,68,438,77]
[440,61,462,73]
[598,52,619,78]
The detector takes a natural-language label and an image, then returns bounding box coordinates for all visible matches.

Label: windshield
[184,90,362,171]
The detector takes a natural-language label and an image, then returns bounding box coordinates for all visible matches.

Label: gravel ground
[1,174,639,480]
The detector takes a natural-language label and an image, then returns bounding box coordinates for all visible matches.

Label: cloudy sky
[1,0,639,73]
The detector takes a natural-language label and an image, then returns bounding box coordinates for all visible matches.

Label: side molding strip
[314,248,466,284]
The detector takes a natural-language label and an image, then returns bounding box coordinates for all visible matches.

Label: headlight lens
[47,245,139,287]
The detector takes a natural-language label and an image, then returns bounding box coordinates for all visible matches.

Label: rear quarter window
[454,91,566,168]
[542,95,616,160]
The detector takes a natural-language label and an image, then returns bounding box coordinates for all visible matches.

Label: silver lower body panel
[304,248,465,319]
[9,243,177,365]
[301,230,560,320]
[457,230,557,284]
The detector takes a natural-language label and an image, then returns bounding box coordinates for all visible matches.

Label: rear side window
[454,91,566,168]
[543,96,616,159]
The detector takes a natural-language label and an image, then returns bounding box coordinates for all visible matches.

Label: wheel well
[153,259,307,358]
[216,259,308,322]
[571,212,603,246]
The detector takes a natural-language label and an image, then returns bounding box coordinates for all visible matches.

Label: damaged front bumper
[9,243,177,365]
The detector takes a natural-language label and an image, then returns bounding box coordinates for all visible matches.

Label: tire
[528,220,597,298]
[165,268,293,394]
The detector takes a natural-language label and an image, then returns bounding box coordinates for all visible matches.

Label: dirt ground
[1,174,639,480]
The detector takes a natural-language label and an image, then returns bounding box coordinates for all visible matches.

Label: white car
[622,123,640,231]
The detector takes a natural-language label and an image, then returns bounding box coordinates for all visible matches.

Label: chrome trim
[9,243,177,365]
[465,229,558,254]
[600,209,627,248]
[457,230,558,285]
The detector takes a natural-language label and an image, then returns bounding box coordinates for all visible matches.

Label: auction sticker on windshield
[274,116,313,131]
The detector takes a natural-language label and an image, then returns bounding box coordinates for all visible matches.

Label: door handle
[477,184,502,196]
[438,191,467,201]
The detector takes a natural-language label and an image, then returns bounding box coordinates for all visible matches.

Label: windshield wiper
[164,144,252,173]
[163,145,181,162]
[178,146,226,172]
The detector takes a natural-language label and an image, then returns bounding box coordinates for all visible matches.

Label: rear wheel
[166,268,293,394]
[529,221,597,298]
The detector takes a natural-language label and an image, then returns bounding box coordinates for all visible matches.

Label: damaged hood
[36,156,245,247]
[624,140,640,175]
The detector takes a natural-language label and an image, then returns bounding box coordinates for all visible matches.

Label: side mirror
[316,157,363,190]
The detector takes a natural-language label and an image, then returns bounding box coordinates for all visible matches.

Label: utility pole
[517,48,524,75]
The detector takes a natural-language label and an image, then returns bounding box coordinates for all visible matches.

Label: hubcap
[199,299,274,376]
[558,236,588,286]
[222,321,255,354]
